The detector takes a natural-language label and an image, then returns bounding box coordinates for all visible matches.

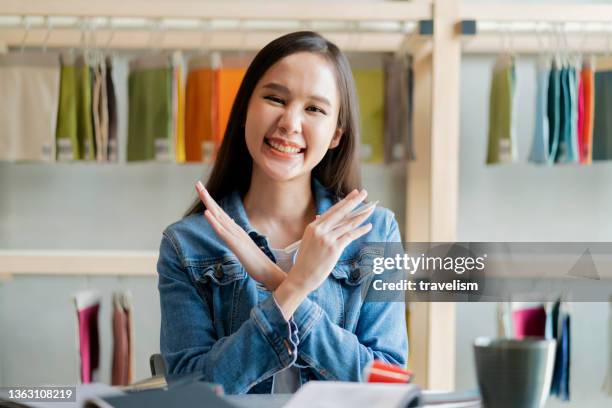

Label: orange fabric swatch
[184,68,216,162]
[581,65,594,164]
[216,68,246,145]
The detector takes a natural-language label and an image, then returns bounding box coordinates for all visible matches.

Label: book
[284,381,423,408]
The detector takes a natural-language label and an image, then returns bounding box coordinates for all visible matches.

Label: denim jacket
[157,178,408,394]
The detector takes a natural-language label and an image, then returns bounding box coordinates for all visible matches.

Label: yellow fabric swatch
[353,69,385,163]
[174,65,186,163]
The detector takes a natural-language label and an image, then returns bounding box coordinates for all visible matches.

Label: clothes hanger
[42,16,52,53]
[19,15,30,54]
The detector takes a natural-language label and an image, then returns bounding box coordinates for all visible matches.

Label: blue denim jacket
[157,178,408,394]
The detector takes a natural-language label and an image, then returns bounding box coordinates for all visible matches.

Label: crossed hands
[195,181,374,318]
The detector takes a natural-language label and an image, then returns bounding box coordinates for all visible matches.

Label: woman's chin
[256,161,309,182]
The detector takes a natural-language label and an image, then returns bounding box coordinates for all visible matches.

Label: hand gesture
[196,182,285,290]
[274,189,375,320]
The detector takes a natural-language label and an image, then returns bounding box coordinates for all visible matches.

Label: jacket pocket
[331,246,384,286]
[328,246,385,329]
[187,258,246,335]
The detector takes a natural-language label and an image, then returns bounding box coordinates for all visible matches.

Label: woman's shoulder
[161,212,232,265]
[366,204,400,241]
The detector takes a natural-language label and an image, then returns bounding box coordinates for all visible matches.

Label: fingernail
[196,181,205,192]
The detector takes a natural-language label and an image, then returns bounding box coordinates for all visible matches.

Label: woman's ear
[329,128,343,149]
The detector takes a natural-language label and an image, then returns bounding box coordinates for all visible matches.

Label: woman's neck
[243,171,316,248]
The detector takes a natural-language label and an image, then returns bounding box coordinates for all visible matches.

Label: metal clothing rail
[458,3,612,54]
[0,0,434,52]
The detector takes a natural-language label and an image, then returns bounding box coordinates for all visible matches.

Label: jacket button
[350,269,360,281]
[214,265,224,279]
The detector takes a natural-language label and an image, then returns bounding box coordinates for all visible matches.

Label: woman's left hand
[195,182,285,291]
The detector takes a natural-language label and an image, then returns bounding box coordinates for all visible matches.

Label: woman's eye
[264,96,284,104]
[307,106,326,115]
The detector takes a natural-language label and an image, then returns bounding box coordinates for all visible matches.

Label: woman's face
[244,52,342,182]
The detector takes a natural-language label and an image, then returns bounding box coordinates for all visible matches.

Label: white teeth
[268,140,302,154]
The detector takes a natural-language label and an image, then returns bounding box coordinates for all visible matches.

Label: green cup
[473,337,556,408]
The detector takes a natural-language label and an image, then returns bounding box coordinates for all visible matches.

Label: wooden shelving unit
[4,0,612,392]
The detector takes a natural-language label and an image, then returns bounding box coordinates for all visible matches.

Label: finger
[318,189,367,230]
[196,182,236,225]
[312,189,359,226]
[204,209,232,240]
[337,223,372,248]
[329,205,375,239]
[196,182,221,215]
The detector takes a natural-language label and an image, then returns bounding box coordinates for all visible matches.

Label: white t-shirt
[270,246,301,394]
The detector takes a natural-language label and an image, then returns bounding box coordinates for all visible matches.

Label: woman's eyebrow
[262,82,331,107]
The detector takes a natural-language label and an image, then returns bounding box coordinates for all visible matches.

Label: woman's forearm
[272,273,311,320]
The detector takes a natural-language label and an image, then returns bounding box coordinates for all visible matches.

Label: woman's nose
[277,107,302,135]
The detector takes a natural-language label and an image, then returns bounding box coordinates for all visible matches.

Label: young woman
[157,31,407,394]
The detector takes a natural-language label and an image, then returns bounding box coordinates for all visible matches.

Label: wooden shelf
[0,250,158,276]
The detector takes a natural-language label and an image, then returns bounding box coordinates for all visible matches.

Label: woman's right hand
[273,189,375,320]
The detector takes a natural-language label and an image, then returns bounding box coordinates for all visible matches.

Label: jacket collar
[221,177,336,242]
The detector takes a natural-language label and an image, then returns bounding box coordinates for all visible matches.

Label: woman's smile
[263,137,306,159]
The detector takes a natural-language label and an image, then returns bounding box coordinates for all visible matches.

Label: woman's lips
[264,137,306,157]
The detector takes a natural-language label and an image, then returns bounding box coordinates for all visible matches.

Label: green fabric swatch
[487,57,516,164]
[55,64,79,160]
[127,67,173,161]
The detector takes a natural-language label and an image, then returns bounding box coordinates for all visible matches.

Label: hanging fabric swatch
[216,67,246,148]
[577,67,585,163]
[592,63,612,161]
[111,291,134,386]
[354,69,385,163]
[497,302,513,338]
[172,52,186,163]
[73,290,101,384]
[486,55,517,164]
[75,55,96,160]
[580,59,595,164]
[184,57,217,163]
[383,55,415,163]
[55,54,78,161]
[603,296,612,395]
[550,301,571,401]
[555,66,570,162]
[127,54,173,161]
[529,59,550,164]
[106,55,118,162]
[568,65,580,162]
[92,57,109,162]
[555,65,579,163]
[547,60,561,164]
[0,52,59,162]
[512,303,546,339]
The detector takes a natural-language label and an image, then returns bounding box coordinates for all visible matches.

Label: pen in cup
[283,200,379,254]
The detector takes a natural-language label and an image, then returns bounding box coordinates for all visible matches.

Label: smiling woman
[157,31,407,395]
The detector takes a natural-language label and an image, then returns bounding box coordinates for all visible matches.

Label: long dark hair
[185,31,361,217]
